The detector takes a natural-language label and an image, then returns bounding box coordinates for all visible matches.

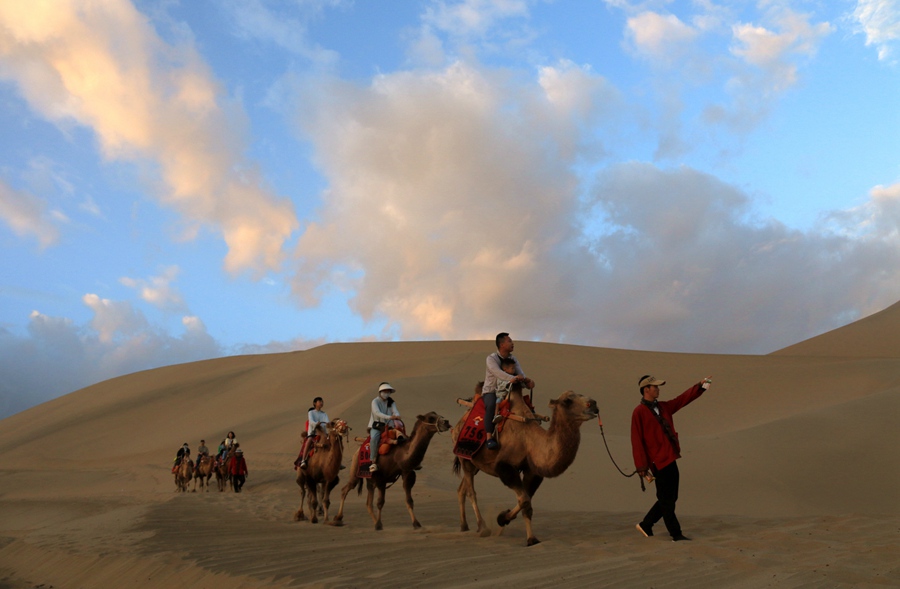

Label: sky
[1,0,899,418]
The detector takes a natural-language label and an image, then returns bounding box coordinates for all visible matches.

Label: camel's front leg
[521,473,544,546]
[401,471,421,529]
[293,476,308,521]
[321,477,339,523]
[364,479,380,529]
[330,476,357,526]
[495,463,541,545]
[373,481,387,531]
[307,480,320,524]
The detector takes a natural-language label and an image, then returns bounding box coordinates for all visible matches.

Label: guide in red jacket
[231,447,249,493]
[631,374,711,542]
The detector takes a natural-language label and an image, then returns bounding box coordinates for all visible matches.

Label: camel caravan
[170,333,601,546]
[171,433,248,493]
[285,333,599,546]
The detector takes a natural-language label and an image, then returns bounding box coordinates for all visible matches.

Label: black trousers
[233,475,246,493]
[643,461,682,537]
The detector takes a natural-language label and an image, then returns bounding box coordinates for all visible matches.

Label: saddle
[292,433,321,469]
[452,395,513,459]
[355,437,374,479]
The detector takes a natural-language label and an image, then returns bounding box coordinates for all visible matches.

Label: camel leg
[457,461,489,537]
[521,474,543,546]
[364,479,384,531]
[401,471,421,529]
[294,476,308,521]
[373,481,386,531]
[495,467,543,546]
[330,477,357,526]
[320,477,337,523]
[494,463,536,544]
[307,479,320,524]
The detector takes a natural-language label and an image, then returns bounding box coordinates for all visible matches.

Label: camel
[294,419,350,524]
[332,411,451,530]
[174,457,193,492]
[216,447,235,492]
[452,383,599,546]
[192,454,215,492]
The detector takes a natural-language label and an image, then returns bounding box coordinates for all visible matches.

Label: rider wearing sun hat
[368,382,401,472]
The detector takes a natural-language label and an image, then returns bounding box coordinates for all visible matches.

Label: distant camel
[216,447,235,492]
[332,411,451,530]
[174,457,193,492]
[294,419,350,524]
[192,454,215,492]
[452,383,599,545]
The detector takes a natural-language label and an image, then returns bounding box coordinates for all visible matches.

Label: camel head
[330,418,350,440]
[417,411,452,433]
[548,391,599,423]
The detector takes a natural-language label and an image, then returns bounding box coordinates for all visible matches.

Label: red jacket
[230,456,248,476]
[631,382,704,472]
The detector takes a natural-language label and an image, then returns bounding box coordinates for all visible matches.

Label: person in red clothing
[231,447,249,493]
[631,374,711,541]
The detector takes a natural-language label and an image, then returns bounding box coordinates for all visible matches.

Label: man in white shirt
[482,333,535,450]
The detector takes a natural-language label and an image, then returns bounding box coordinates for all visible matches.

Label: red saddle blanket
[355,438,373,479]
[453,396,511,459]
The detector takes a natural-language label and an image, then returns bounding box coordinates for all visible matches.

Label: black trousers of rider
[642,461,682,537]
[233,475,246,493]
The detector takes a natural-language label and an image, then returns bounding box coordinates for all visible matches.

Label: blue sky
[1,0,899,418]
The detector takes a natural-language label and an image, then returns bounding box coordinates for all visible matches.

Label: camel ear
[548,399,559,408]
[417,414,425,421]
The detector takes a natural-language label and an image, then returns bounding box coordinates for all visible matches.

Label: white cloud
[82,293,151,343]
[0,179,61,247]
[730,9,833,94]
[423,0,531,38]
[288,60,900,353]
[626,11,699,63]
[851,0,900,61]
[120,266,187,313]
[0,0,298,274]
[221,0,341,66]
[0,301,224,419]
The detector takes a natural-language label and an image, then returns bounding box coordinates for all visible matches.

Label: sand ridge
[1,312,899,587]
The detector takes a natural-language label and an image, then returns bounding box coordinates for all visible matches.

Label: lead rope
[597,416,648,492]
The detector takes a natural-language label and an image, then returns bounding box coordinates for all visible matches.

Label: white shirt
[307,409,330,436]
[368,395,399,428]
[482,352,525,395]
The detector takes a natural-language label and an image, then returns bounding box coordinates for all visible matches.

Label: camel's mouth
[582,399,600,420]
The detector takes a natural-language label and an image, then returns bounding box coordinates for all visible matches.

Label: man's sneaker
[299,461,307,470]
[671,534,692,542]
[485,438,499,450]
[636,522,653,537]
[492,414,503,424]
[369,464,379,472]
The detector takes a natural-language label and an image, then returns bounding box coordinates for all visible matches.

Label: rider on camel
[298,396,329,469]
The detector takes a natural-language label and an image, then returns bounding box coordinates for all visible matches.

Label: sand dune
[1,309,899,587]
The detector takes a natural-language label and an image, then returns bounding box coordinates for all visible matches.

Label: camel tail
[452,456,461,477]
[354,477,364,496]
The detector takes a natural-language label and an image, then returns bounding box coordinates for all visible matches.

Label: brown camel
[332,411,451,530]
[452,384,599,546]
[216,447,235,492]
[294,419,350,524]
[174,457,193,492]
[192,454,215,492]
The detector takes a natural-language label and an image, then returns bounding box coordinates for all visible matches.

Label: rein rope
[597,417,648,492]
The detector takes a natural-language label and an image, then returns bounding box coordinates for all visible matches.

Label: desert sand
[1,304,898,588]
